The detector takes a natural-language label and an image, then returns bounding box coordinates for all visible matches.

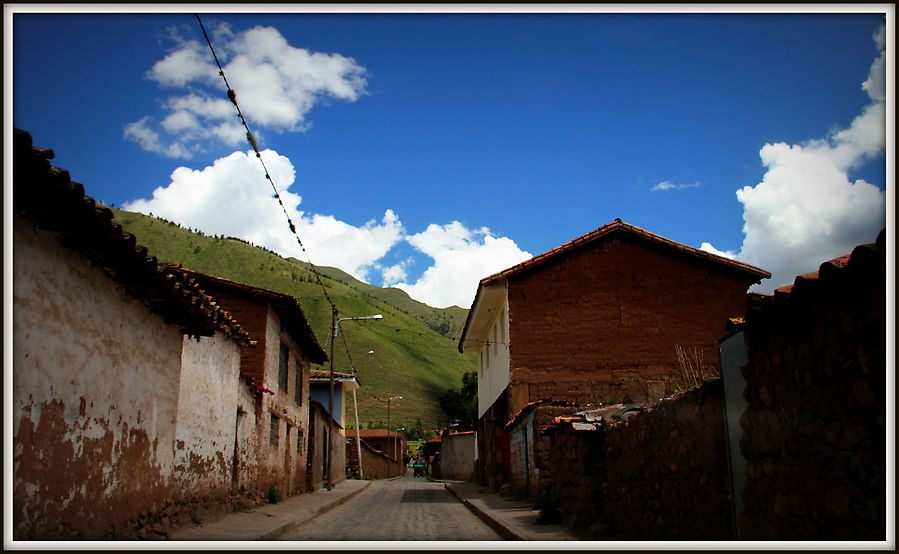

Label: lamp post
[327,313,382,491]
[394,427,406,475]
[384,395,402,476]
[349,350,374,480]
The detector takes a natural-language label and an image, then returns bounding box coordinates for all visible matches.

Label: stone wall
[739,233,886,540]
[543,380,733,540]
[602,380,732,539]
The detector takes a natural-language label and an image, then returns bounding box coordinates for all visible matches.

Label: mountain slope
[111,209,476,433]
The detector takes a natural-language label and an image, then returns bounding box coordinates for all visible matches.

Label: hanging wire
[194,13,337,314]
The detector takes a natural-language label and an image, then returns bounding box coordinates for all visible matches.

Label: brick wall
[543,380,733,539]
[203,290,268,383]
[739,235,885,540]
[508,235,755,416]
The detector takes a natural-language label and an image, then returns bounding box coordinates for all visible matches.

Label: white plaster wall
[12,216,183,538]
[174,332,242,496]
[478,292,511,417]
[441,434,475,481]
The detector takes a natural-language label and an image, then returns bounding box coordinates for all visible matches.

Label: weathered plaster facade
[14,215,187,539]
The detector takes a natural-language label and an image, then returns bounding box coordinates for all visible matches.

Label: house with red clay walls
[458,219,770,490]
[163,266,328,500]
[12,129,254,540]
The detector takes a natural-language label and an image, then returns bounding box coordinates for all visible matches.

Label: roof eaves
[13,129,254,347]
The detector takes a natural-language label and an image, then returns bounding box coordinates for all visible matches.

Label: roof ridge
[481,219,770,286]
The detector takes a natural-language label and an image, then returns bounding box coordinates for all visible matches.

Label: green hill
[110,208,476,434]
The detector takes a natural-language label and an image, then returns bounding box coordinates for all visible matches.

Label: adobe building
[164,266,327,500]
[459,219,769,489]
[12,129,254,539]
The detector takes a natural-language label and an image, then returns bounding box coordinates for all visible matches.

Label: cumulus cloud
[651,180,700,191]
[699,242,736,260]
[393,222,533,309]
[704,24,886,291]
[123,149,402,282]
[125,24,367,157]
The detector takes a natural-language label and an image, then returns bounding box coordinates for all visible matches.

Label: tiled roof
[481,218,770,286]
[746,231,884,323]
[504,399,546,430]
[13,129,253,346]
[543,404,647,434]
[165,265,327,364]
[310,369,356,381]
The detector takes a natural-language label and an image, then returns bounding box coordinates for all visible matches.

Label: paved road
[277,475,504,541]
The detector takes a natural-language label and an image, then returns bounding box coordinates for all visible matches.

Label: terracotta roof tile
[164,265,326,364]
[13,129,253,346]
[480,218,770,287]
[749,234,884,322]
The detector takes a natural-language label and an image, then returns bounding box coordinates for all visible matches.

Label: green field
[111,208,476,434]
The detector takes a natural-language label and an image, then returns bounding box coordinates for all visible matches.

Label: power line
[194,13,337,316]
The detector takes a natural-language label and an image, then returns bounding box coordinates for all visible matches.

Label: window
[278,342,289,391]
[294,359,303,405]
[296,430,304,454]
[286,423,292,449]
[270,414,279,445]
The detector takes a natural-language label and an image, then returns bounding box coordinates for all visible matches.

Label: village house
[309,369,359,479]
[458,218,770,490]
[163,266,328,500]
[12,129,254,540]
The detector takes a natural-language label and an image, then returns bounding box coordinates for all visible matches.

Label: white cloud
[393,222,532,309]
[699,242,736,260]
[704,24,886,292]
[125,25,367,157]
[122,149,402,282]
[651,180,700,191]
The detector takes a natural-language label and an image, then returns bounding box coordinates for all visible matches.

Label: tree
[439,371,477,429]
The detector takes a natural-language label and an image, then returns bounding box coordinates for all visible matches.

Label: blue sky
[9,7,890,308]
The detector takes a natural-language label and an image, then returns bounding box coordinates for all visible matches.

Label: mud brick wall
[602,380,732,540]
[739,241,886,540]
[507,234,756,417]
[347,438,396,479]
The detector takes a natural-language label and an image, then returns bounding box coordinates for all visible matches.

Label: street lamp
[394,427,406,475]
[349,350,374,480]
[327,313,382,491]
[384,395,402,476]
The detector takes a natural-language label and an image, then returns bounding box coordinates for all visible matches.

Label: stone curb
[444,484,524,541]
[254,480,373,540]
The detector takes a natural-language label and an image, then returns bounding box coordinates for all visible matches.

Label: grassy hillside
[111,209,475,434]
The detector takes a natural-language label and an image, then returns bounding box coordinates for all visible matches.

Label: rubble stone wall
[543,381,733,540]
[739,250,886,540]
[602,380,733,540]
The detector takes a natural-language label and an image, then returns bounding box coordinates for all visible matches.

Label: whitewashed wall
[174,333,242,498]
[13,215,183,539]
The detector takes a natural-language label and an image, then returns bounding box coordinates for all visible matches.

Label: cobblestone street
[277,476,504,541]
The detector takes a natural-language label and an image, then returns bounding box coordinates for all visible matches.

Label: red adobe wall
[508,234,756,417]
[204,290,268,383]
